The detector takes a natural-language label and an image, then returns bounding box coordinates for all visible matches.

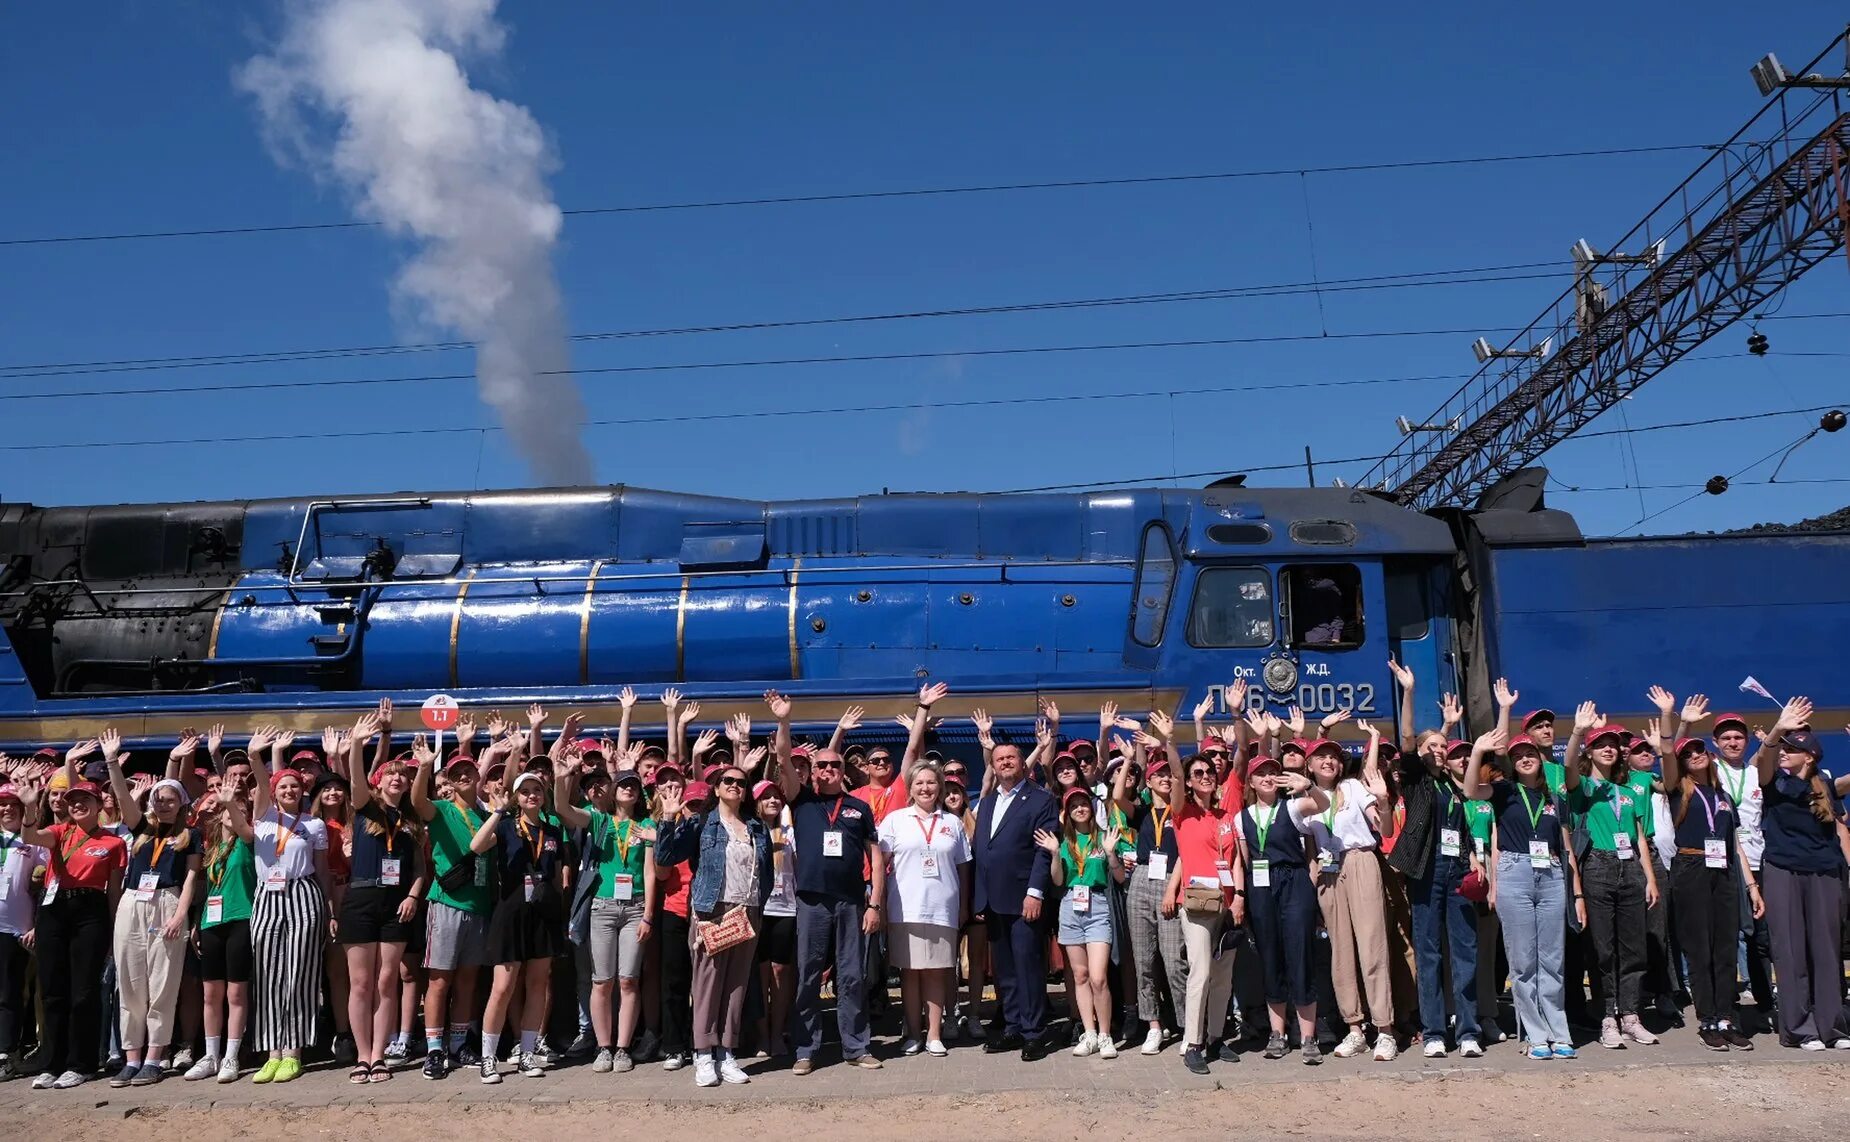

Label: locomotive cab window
[1186,567,1275,648]
[1281,563,1363,650]
[1129,522,1177,647]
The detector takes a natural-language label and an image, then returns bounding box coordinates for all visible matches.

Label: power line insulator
[1822,409,1846,433]
[1746,331,1769,356]
[1705,475,1730,495]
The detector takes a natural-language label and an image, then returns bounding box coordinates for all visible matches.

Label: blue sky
[1,1,1844,536]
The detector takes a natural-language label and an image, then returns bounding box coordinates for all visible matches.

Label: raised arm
[371,698,394,776]
[101,730,142,833]
[1562,701,1599,793]
[410,734,439,823]
[903,684,948,777]
[225,790,256,843]
[162,727,191,781]
[1388,657,1417,755]
[1438,693,1463,741]
[1749,697,1812,788]
[767,691,800,803]
[615,687,637,756]
[347,712,381,813]
[1462,728,1506,800]
[250,724,277,821]
[553,749,591,832]
[828,704,864,757]
[972,708,996,776]
[1492,678,1517,745]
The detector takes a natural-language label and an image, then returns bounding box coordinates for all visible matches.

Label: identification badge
[1440,828,1462,857]
[265,867,287,893]
[612,873,634,901]
[1613,834,1634,860]
[1317,850,1338,872]
[920,853,941,879]
[1071,885,1091,913]
[1122,850,1138,867]
[1216,861,1235,888]
[822,830,844,858]
[380,857,402,886]
[205,895,224,924]
[1251,858,1271,887]
[524,874,537,903]
[40,880,57,906]
[1705,838,1727,869]
[136,872,160,902]
[0,874,8,902]
[1529,840,1551,868]
[1146,852,1168,881]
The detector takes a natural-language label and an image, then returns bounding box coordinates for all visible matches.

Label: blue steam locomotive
[1,473,1843,751]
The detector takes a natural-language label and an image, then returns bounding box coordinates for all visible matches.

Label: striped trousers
[251,877,327,1052]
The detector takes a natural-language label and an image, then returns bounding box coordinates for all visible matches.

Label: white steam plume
[238,0,594,485]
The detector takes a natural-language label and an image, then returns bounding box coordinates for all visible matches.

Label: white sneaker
[693,1051,720,1088]
[1140,1027,1163,1055]
[925,1039,948,1057]
[517,1052,545,1078]
[1333,1030,1369,1058]
[216,1056,241,1084]
[31,1072,56,1090]
[1800,1038,1827,1052]
[900,1038,922,1056]
[716,1050,750,1085]
[1098,1034,1118,1059]
[662,1052,689,1071]
[171,1047,196,1072]
[53,1070,87,1089]
[183,1054,220,1081]
[1459,1037,1483,1058]
[1422,1040,1446,1058]
[1072,1031,1097,1057]
[1374,1035,1398,1061]
[1832,1039,1850,1051]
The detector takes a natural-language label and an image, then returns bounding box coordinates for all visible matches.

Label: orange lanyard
[148,833,170,869]
[518,817,544,864]
[274,813,300,859]
[613,818,634,865]
[1152,808,1171,847]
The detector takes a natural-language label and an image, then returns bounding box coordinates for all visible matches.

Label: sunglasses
[717,775,746,788]
[1188,769,1214,780]
[812,760,843,771]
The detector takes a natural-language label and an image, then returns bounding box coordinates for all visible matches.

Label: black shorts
[339,885,415,945]
[402,898,428,955]
[485,894,562,965]
[198,920,254,984]
[757,912,797,966]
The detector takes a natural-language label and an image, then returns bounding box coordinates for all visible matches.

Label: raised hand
[1135,729,1164,750]
[1035,717,1053,748]
[169,733,200,762]
[411,734,437,767]
[1358,719,1381,740]
[1280,771,1312,795]
[247,726,275,753]
[971,709,995,749]
[1386,657,1414,691]
[1647,685,1675,717]
[1573,700,1599,732]
[919,682,950,709]
[1285,706,1306,738]
[727,713,752,744]
[1440,693,1464,726]
[1228,677,1248,713]
[486,714,510,740]
[1148,709,1174,740]
[742,745,768,773]
[351,712,382,743]
[1322,707,1354,730]
[1192,693,1215,721]
[527,703,548,730]
[836,705,864,734]
[1038,696,1059,725]
[1473,727,1508,754]
[763,690,792,720]
[659,688,682,714]
[1032,828,1061,854]
[272,729,296,753]
[1494,678,1518,709]
[559,712,586,741]
[655,784,683,819]
[100,728,124,761]
[618,743,644,771]
[320,726,342,756]
[1262,711,1285,739]
[66,738,101,763]
[679,701,701,726]
[1099,701,1119,730]
[618,686,638,711]
[1773,696,1814,733]
[1681,694,1711,725]
[1242,709,1269,739]
[207,724,226,755]
[1643,717,1665,754]
[129,772,155,797]
[692,729,719,758]
[454,717,477,746]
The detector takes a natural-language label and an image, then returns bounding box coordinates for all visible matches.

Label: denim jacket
[656,810,772,917]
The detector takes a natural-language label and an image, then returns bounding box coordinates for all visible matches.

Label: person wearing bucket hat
[1747,698,1848,1049]
[15,741,128,1089]
[556,751,657,1075]
[1239,751,1327,1063]
[101,728,203,1088]
[0,781,47,1082]
[469,763,568,1083]
[1565,703,1659,1049]
[410,735,497,1080]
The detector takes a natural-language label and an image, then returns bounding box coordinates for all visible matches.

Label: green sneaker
[273,1057,302,1083]
[251,1058,283,1084]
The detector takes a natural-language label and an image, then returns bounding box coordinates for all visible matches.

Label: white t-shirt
[1716,761,1765,871]
[0,832,47,936]
[1294,779,1378,858]
[765,806,798,918]
[878,806,972,927]
[254,808,328,882]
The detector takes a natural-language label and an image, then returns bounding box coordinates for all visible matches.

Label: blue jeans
[1410,852,1478,1042]
[1495,851,1571,1045]
[793,893,870,1061]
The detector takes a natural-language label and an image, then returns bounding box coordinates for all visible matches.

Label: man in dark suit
[972,741,1060,1060]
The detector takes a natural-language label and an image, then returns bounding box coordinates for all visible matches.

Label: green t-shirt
[1569,776,1647,854]
[1543,760,1570,798]
[1464,799,1494,851]
[587,811,655,900]
[1623,769,1659,837]
[202,837,255,928]
[427,798,495,914]
[1058,834,1112,889]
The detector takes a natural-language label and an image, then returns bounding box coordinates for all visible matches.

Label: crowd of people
[0,671,1845,1093]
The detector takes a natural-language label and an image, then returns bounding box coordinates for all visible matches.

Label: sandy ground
[17,1061,1848,1142]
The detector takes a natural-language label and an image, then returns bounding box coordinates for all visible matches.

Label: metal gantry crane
[1361,28,1850,511]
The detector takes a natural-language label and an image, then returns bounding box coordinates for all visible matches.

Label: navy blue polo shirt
[789,787,875,902]
[126,824,199,889]
[1761,770,1846,875]
[1670,786,1735,851]
[493,815,565,899]
[1489,781,1568,858]
[350,802,418,884]
[1130,802,1181,865]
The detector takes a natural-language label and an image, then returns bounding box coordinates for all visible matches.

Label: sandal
[367,1061,393,1083]
[348,1065,371,1085]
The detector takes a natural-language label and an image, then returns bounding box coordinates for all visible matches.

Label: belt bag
[436,854,477,895]
[1181,884,1224,914]
[697,905,756,954]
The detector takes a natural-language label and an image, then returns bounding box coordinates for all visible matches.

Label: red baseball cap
[1712,713,1749,735]
[1281,738,1309,756]
[1306,738,1345,759]
[576,737,604,754]
[1587,725,1625,746]
[1445,739,1471,757]
[63,780,103,803]
[1060,786,1093,810]
[1674,737,1710,758]
[683,780,713,805]
[1627,737,1656,755]
[1068,739,1096,754]
[290,749,320,765]
[1522,709,1556,729]
[0,784,22,805]
[1506,734,1542,756]
[653,762,686,784]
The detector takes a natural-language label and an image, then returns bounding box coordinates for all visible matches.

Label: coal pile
[1730,504,1850,534]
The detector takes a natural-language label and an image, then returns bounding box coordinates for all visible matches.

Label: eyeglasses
[717,776,746,788]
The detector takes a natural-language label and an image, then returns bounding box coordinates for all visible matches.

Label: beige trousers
[1315,850,1396,1028]
[113,887,187,1052]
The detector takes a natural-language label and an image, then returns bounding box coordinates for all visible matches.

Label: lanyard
[207,840,233,888]
[148,833,170,871]
[1517,784,1547,831]
[826,795,846,827]
[1692,786,1719,836]
[518,817,545,865]
[1064,833,1094,877]
[913,809,940,847]
[60,825,92,864]
[1720,762,1751,806]
[614,817,635,865]
[1438,781,1465,827]
[1151,808,1171,847]
[274,813,300,859]
[1253,804,1279,853]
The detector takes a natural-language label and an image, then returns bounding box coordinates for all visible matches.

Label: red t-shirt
[46,823,128,891]
[1173,800,1237,896]
[658,860,690,918]
[322,818,352,884]
[851,781,903,826]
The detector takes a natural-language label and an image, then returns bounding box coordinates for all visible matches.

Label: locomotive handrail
[0,558,1139,601]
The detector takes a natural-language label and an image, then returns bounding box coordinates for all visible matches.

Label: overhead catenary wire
[0,142,1725,249]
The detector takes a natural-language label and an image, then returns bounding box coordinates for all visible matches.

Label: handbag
[696,905,756,955]
[1181,884,1225,914]
[436,852,477,894]
[1456,868,1490,904]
